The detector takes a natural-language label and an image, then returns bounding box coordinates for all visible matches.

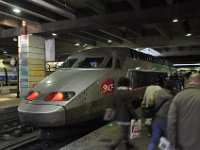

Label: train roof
[70,47,173,67]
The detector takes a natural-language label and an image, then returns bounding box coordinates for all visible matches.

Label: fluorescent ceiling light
[185,33,192,36]
[75,43,80,46]
[135,67,141,70]
[140,48,161,56]
[52,33,57,36]
[3,51,7,54]
[83,44,88,47]
[172,18,179,23]
[13,8,21,13]
[174,63,200,66]
[107,40,112,43]
[13,38,18,42]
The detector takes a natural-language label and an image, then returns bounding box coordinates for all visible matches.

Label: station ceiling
[0,0,200,64]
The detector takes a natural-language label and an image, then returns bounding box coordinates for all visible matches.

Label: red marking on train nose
[101,78,114,94]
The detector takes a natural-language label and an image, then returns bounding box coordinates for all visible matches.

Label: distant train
[0,57,17,85]
[18,47,175,127]
[0,67,17,85]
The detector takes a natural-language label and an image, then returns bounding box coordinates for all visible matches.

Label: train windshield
[61,58,78,68]
[78,57,104,68]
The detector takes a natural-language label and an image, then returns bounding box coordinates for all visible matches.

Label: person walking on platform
[142,80,161,136]
[167,73,200,150]
[107,77,138,150]
[148,80,175,150]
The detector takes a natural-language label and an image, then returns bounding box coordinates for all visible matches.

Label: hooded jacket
[113,87,138,125]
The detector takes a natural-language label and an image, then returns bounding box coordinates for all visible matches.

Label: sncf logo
[101,78,114,94]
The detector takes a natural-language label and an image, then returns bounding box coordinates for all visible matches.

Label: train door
[84,82,101,121]
[127,70,144,108]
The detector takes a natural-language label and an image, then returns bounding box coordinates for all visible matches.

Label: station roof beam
[85,0,106,14]
[0,16,19,28]
[0,0,58,22]
[126,0,141,10]
[26,0,76,20]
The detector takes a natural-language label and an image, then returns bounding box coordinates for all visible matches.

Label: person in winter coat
[142,80,161,136]
[148,80,175,150]
[107,77,138,150]
[167,73,200,150]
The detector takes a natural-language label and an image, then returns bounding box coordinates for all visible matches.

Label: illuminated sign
[101,78,114,94]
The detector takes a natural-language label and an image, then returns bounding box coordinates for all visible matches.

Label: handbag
[158,137,176,150]
[130,119,142,140]
[103,108,115,121]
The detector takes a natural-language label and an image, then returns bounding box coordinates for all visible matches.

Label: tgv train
[18,47,174,127]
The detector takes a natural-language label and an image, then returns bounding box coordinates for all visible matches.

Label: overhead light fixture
[3,51,7,54]
[82,44,88,47]
[185,33,192,37]
[13,37,18,42]
[52,33,57,36]
[107,40,112,43]
[13,8,21,13]
[172,18,179,23]
[140,48,161,56]
[75,43,80,46]
[22,20,26,26]
[135,67,141,70]
[174,63,200,66]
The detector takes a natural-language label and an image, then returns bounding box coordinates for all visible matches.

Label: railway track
[0,106,106,150]
[0,106,39,150]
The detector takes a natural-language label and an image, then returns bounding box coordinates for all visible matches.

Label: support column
[18,35,45,97]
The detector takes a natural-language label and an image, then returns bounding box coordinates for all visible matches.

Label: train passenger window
[105,58,113,68]
[61,58,77,68]
[78,57,104,68]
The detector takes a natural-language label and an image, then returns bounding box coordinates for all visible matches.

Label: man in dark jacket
[167,73,200,150]
[108,77,138,150]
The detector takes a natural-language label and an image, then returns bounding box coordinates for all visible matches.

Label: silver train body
[18,47,174,127]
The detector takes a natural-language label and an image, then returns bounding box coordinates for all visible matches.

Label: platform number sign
[101,78,114,94]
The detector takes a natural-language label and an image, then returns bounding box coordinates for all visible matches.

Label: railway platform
[0,93,23,108]
[60,121,150,150]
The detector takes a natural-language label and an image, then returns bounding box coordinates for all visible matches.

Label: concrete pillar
[18,35,45,97]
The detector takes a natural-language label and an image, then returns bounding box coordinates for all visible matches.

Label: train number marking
[101,79,114,94]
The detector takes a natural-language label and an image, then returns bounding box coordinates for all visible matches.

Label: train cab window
[115,59,121,69]
[61,58,77,68]
[78,57,104,68]
[105,58,113,68]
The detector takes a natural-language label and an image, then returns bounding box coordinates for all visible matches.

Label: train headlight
[45,92,75,101]
[26,91,40,101]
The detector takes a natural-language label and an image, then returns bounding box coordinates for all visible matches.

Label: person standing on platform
[107,77,138,150]
[148,80,175,150]
[167,73,200,150]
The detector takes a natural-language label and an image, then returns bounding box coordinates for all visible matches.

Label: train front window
[61,58,77,68]
[78,57,104,68]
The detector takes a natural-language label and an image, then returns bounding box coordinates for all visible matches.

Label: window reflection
[78,57,104,68]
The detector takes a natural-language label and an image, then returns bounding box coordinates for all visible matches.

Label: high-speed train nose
[18,102,66,127]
